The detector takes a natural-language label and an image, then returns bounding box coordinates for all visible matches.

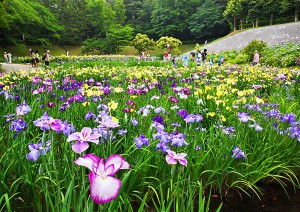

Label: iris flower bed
[0,63,299,211]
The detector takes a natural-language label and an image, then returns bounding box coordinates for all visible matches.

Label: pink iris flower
[67,127,101,154]
[165,150,187,166]
[75,154,130,204]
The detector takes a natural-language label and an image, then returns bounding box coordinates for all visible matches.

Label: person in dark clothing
[201,49,207,64]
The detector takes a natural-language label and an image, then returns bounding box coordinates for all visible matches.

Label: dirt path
[0,62,42,74]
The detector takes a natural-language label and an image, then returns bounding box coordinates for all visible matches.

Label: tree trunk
[295,7,299,22]
[256,18,259,27]
[233,17,236,31]
[270,13,273,25]
[240,19,243,30]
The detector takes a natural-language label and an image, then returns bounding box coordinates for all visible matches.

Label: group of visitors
[29,49,51,68]
[137,51,152,61]
[3,52,12,64]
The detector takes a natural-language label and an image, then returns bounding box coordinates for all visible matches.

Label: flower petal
[87,134,101,144]
[72,141,89,154]
[166,155,177,165]
[67,132,81,142]
[75,154,101,171]
[178,158,188,166]
[81,127,92,138]
[166,150,175,157]
[26,149,40,161]
[88,173,121,204]
[50,120,64,131]
[105,154,130,176]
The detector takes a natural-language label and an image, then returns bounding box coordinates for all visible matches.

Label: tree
[151,0,198,40]
[247,0,265,27]
[262,0,280,25]
[107,25,134,52]
[224,0,248,31]
[131,33,155,53]
[114,0,126,25]
[156,36,182,55]
[0,0,62,45]
[189,0,229,40]
[281,0,300,22]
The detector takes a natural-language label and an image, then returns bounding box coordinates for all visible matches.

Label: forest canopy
[0,0,297,46]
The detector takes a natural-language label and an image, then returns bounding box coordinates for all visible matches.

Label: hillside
[200,22,300,54]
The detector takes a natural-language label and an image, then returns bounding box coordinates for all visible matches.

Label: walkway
[0,63,39,74]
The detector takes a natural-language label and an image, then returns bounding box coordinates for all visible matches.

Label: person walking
[167,42,171,54]
[44,50,50,67]
[4,52,8,63]
[201,49,207,65]
[30,49,35,67]
[7,52,12,64]
[34,50,40,68]
[182,55,189,67]
[253,50,260,65]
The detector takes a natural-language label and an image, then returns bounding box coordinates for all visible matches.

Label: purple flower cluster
[232,146,246,159]
[26,140,51,161]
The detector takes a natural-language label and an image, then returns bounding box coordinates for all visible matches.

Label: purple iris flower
[85,111,97,120]
[4,114,15,122]
[100,116,120,129]
[16,102,31,116]
[75,154,130,204]
[237,112,253,123]
[223,126,236,135]
[169,96,178,104]
[26,140,51,162]
[195,145,201,151]
[177,109,189,119]
[152,115,164,124]
[126,100,134,106]
[232,146,246,159]
[67,127,101,154]
[117,129,127,135]
[132,118,139,126]
[252,84,263,89]
[9,119,28,132]
[281,113,296,123]
[195,114,204,122]
[165,150,187,166]
[248,122,263,131]
[155,141,170,153]
[184,115,195,123]
[46,102,56,108]
[122,108,131,113]
[61,120,76,136]
[134,134,150,148]
[154,107,165,114]
[171,122,181,127]
[137,107,150,116]
[33,112,65,131]
[170,132,188,147]
[150,122,165,132]
[244,104,263,112]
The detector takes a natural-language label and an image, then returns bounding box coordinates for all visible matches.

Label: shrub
[244,40,268,62]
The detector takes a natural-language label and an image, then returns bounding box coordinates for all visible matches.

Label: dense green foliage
[210,43,300,67]
[131,33,155,53]
[0,0,297,47]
